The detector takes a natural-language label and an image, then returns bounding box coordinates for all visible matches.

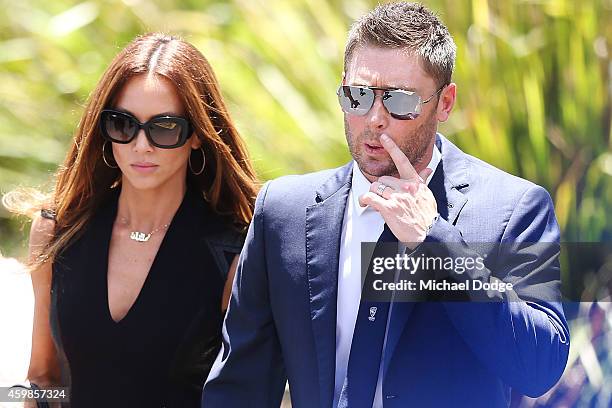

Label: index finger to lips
[380,134,420,181]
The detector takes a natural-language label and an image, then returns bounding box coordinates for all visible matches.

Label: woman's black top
[48,186,245,407]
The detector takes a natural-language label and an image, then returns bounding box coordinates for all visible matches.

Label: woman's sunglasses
[99,109,193,149]
[337,85,444,120]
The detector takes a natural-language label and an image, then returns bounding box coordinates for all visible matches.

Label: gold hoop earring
[102,141,118,169]
[189,147,205,175]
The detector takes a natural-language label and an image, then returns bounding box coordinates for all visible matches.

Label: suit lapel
[383,134,470,377]
[427,134,470,225]
[306,162,353,408]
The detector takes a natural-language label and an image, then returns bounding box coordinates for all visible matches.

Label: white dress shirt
[333,145,441,408]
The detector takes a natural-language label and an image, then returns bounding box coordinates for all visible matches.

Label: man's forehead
[347,73,417,91]
[345,46,433,90]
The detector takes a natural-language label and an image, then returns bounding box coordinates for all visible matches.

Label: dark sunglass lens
[104,112,137,142]
[338,86,374,116]
[383,91,420,119]
[149,120,183,147]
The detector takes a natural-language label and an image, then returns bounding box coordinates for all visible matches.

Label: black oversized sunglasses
[99,109,193,149]
[337,85,444,120]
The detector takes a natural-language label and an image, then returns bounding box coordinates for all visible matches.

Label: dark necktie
[338,224,398,408]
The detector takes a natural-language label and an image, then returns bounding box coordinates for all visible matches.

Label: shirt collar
[351,144,442,216]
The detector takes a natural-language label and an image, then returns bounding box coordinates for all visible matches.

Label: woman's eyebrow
[112,107,183,119]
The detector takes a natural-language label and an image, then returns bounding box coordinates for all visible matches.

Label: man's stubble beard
[344,108,438,179]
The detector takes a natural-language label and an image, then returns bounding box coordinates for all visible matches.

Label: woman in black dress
[3,33,258,407]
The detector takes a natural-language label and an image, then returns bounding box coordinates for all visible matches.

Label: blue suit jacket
[203,135,570,407]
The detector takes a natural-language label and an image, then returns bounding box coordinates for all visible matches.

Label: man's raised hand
[359,134,438,248]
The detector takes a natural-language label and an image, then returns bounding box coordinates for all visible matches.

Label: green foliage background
[0,0,611,405]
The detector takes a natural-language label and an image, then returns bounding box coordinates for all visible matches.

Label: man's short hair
[344,2,456,88]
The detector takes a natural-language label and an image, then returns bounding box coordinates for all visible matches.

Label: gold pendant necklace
[119,217,170,243]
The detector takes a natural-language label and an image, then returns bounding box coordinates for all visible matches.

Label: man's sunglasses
[99,109,193,149]
[337,85,445,120]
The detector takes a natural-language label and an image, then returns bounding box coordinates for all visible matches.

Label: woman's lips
[131,163,159,173]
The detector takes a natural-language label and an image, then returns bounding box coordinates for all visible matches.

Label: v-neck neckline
[101,187,190,326]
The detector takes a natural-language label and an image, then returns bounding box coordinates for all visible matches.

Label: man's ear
[436,82,456,123]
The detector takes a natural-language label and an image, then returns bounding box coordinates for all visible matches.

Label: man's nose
[366,93,390,130]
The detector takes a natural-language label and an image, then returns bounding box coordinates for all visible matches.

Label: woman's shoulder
[199,212,246,256]
[188,188,246,245]
[185,188,246,277]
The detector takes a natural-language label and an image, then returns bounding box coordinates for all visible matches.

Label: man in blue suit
[203,2,569,407]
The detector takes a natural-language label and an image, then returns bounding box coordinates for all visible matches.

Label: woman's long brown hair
[3,33,259,266]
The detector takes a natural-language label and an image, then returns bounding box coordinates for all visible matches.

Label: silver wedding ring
[376,183,388,197]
